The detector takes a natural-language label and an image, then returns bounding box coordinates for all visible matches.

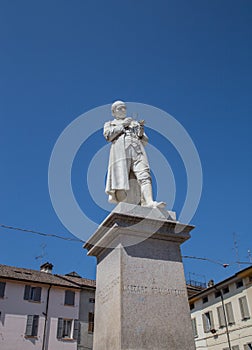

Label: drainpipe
[214,287,232,350]
[42,285,52,350]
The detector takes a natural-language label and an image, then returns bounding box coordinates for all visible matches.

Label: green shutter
[0,282,6,298]
[34,287,41,302]
[65,290,75,306]
[57,318,64,339]
[32,315,39,336]
[73,320,80,341]
[25,315,33,336]
[24,285,30,300]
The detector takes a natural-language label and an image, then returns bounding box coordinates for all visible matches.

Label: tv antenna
[35,243,47,266]
[233,232,241,269]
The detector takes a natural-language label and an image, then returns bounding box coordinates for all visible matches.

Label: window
[232,346,240,350]
[89,298,95,303]
[24,285,41,302]
[202,296,208,304]
[217,306,225,328]
[57,318,79,340]
[88,312,94,333]
[239,296,250,320]
[226,302,235,325]
[215,290,221,298]
[190,303,195,310]
[244,344,252,350]
[236,280,244,288]
[217,302,235,327]
[64,290,75,306]
[191,318,198,338]
[202,311,214,333]
[0,282,6,298]
[222,286,229,294]
[25,315,39,337]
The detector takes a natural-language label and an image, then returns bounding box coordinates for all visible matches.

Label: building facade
[189,266,252,350]
[0,263,95,350]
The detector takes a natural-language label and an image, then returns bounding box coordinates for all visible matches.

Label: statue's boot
[141,183,166,209]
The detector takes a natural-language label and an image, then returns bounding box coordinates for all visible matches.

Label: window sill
[64,304,75,307]
[58,338,75,341]
[25,335,38,339]
[25,300,41,303]
[242,317,250,321]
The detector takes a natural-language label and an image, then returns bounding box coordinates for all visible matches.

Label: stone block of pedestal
[84,203,196,350]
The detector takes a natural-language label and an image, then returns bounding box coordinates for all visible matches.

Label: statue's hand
[122,117,132,128]
[139,119,145,126]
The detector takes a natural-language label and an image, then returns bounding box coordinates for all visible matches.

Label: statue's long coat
[103,118,149,201]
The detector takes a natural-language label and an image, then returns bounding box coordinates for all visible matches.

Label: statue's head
[111,100,126,119]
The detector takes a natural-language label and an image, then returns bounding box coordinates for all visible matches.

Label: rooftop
[189,265,252,302]
[0,264,96,289]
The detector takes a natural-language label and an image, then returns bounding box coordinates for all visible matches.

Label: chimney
[207,279,215,287]
[40,262,53,274]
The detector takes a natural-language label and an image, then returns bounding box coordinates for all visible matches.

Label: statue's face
[114,103,126,119]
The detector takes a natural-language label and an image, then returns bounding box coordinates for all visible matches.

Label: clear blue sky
[0,0,251,284]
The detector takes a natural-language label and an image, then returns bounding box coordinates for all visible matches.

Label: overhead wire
[1,223,252,267]
[0,223,84,243]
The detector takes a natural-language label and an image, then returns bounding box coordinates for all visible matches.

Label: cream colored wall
[191,276,252,350]
[0,279,80,350]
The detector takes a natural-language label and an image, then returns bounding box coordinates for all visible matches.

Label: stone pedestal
[84,203,196,350]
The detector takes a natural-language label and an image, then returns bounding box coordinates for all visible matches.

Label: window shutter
[65,290,75,306]
[57,318,64,339]
[239,296,250,320]
[0,282,6,298]
[209,311,214,330]
[73,320,80,341]
[88,312,94,333]
[225,302,235,324]
[191,318,198,337]
[25,315,34,336]
[202,314,208,333]
[24,285,30,300]
[217,306,225,327]
[33,315,39,336]
[34,287,41,302]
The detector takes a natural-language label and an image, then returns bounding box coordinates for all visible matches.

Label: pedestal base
[84,203,196,350]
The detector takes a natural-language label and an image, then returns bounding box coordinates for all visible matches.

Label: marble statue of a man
[104,100,166,209]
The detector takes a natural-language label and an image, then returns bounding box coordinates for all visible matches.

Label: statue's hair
[111,100,125,116]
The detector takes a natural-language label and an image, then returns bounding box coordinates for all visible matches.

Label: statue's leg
[133,157,166,208]
[115,190,127,202]
[114,151,132,203]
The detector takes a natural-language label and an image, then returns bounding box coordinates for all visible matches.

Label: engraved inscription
[97,276,120,304]
[124,284,148,294]
[123,284,186,297]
